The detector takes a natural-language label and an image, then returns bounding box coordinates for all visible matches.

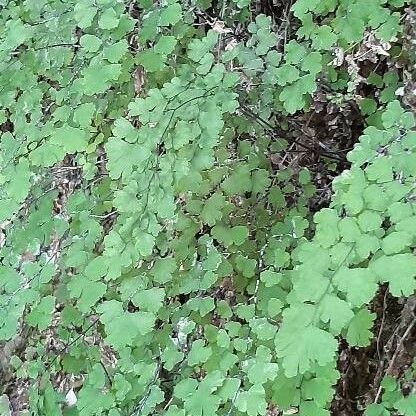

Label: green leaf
[314,209,340,248]
[302,376,335,407]
[382,101,409,129]
[244,346,278,384]
[136,232,156,257]
[333,267,378,307]
[187,297,215,316]
[68,275,107,312]
[132,287,165,313]
[75,3,98,28]
[346,309,375,347]
[230,225,249,246]
[105,138,151,179]
[299,401,330,416]
[274,64,300,86]
[284,40,307,65]
[188,339,212,366]
[364,404,390,416]
[311,25,337,50]
[98,8,120,30]
[159,2,182,26]
[50,125,89,153]
[201,193,226,226]
[235,384,267,416]
[381,375,398,392]
[103,40,129,63]
[249,317,277,340]
[301,52,323,75]
[222,165,252,195]
[218,378,241,401]
[212,225,249,247]
[80,34,102,53]
[174,378,198,401]
[339,217,362,242]
[260,269,283,287]
[137,50,166,72]
[81,64,122,94]
[216,329,231,348]
[357,210,382,232]
[97,300,155,349]
[279,77,315,114]
[0,395,11,416]
[162,341,184,370]
[181,373,223,416]
[151,257,176,284]
[165,406,186,416]
[154,35,177,55]
[27,296,55,330]
[73,103,96,127]
[268,298,283,317]
[235,255,257,278]
[394,395,416,416]
[3,19,33,50]
[291,0,320,17]
[276,306,338,377]
[113,374,132,400]
[381,232,413,255]
[140,385,165,415]
[370,254,416,297]
[318,294,354,334]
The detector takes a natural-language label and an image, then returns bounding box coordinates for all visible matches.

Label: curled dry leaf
[211,20,232,34]
[356,32,391,62]
[133,67,145,96]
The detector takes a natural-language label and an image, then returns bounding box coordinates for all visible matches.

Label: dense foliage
[0,0,415,415]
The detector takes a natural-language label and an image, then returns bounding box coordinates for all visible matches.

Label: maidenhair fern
[0,0,415,415]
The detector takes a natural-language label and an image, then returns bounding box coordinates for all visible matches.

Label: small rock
[65,389,77,407]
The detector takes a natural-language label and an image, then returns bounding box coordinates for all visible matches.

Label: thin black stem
[240,105,346,163]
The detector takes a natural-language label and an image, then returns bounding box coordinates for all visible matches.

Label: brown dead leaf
[331,47,345,67]
[133,67,145,96]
